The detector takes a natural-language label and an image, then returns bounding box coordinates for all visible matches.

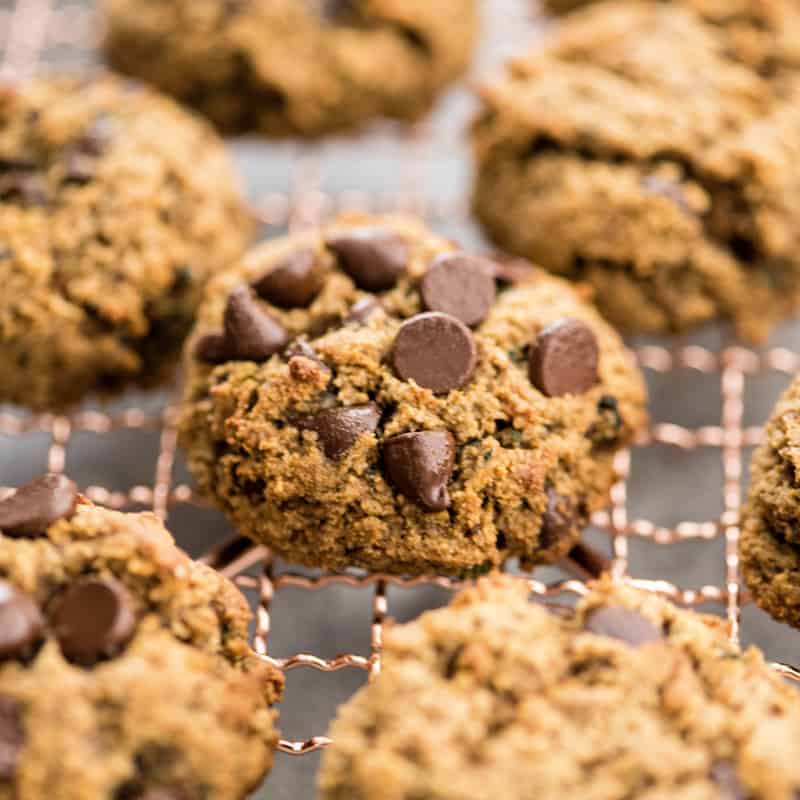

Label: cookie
[0,474,283,799]
[472,2,800,341]
[541,0,800,77]
[179,214,646,576]
[319,574,800,800]
[741,376,800,628]
[0,74,251,411]
[102,0,478,136]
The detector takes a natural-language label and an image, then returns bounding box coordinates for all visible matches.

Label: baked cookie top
[179,214,646,576]
[320,575,800,800]
[0,74,250,411]
[0,475,283,799]
[472,2,800,340]
[541,0,800,78]
[742,375,800,629]
[102,0,478,136]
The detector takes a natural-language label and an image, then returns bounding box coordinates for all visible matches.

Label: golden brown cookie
[320,575,800,800]
[0,74,251,411]
[102,0,478,136]
[0,475,283,800]
[472,2,800,341]
[179,214,646,576]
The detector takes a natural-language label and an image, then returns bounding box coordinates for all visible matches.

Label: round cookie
[319,574,800,800]
[472,2,800,341]
[540,0,800,77]
[0,74,251,411]
[102,0,478,137]
[0,474,283,799]
[742,376,800,628]
[179,214,647,576]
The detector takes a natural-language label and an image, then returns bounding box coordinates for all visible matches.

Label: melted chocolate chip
[539,489,576,549]
[0,474,79,538]
[0,581,44,661]
[584,606,663,647]
[383,431,455,511]
[420,253,496,327]
[52,578,137,666]
[252,248,323,309]
[345,296,381,325]
[529,319,599,397]
[710,761,749,799]
[391,312,478,394]
[303,404,380,459]
[0,695,23,779]
[326,227,408,292]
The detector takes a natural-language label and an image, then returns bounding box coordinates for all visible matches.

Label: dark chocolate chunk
[710,761,749,800]
[252,248,323,309]
[391,312,478,394]
[0,474,79,538]
[0,581,44,660]
[529,318,599,397]
[303,404,381,459]
[223,285,290,362]
[584,606,663,647]
[52,578,137,666]
[539,488,576,549]
[326,227,408,292]
[420,253,496,327]
[0,695,24,779]
[383,431,455,511]
[344,296,381,325]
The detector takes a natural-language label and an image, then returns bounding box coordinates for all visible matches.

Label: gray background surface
[2,1,800,797]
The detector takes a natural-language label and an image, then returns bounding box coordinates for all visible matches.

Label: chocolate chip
[529,319,599,397]
[52,578,137,666]
[0,581,44,660]
[391,312,478,394]
[383,431,455,511]
[302,404,380,459]
[326,227,408,292]
[194,332,229,364]
[420,253,496,327]
[539,489,576,548]
[710,761,749,799]
[0,474,79,538]
[584,606,663,647]
[345,296,381,325]
[0,695,24,779]
[252,248,323,309]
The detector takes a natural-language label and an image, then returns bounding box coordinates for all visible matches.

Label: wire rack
[2,0,800,777]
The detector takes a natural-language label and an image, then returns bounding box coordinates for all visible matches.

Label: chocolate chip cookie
[473,2,800,341]
[179,214,647,576]
[741,376,800,629]
[0,474,283,799]
[541,0,800,77]
[102,0,478,136]
[319,574,800,800]
[0,74,251,411]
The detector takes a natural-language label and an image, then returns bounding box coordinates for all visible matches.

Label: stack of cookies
[2,0,800,797]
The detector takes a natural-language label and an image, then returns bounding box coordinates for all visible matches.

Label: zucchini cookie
[742,376,800,629]
[472,2,800,340]
[179,214,646,576]
[541,0,800,77]
[102,0,478,137]
[0,74,251,411]
[0,474,283,799]
[320,575,800,800]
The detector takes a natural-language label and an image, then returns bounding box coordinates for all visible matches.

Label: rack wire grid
[4,0,800,797]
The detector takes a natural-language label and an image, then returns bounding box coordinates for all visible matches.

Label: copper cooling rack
[2,0,800,769]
